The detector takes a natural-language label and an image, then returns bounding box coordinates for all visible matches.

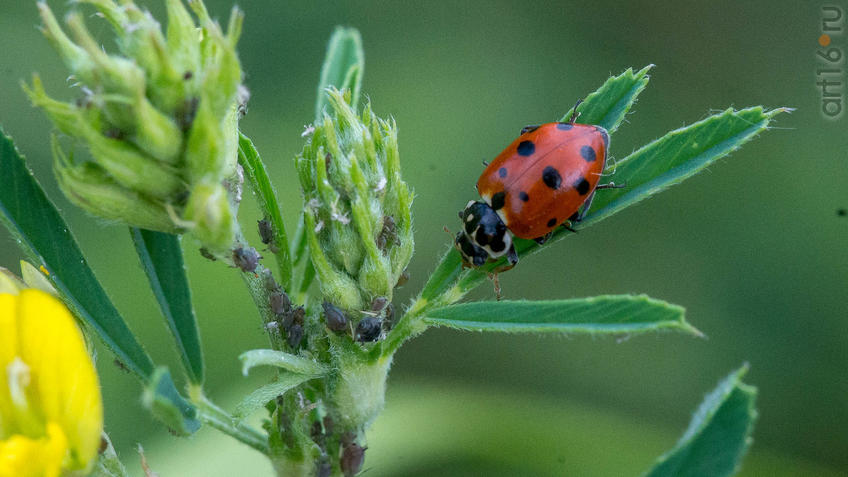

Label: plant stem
[195,396,270,454]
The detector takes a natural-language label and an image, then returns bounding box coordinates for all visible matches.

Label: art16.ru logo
[817,5,844,119]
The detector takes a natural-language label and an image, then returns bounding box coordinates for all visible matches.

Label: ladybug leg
[520,124,541,134]
[567,99,584,124]
[506,243,519,267]
[490,272,503,301]
[595,181,626,190]
[533,231,554,245]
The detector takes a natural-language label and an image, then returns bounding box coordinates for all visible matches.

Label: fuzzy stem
[195,396,269,454]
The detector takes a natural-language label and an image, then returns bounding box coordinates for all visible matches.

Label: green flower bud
[28,0,244,251]
[297,88,414,311]
[52,137,179,233]
[182,181,236,253]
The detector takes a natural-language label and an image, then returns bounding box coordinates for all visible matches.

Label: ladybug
[455,104,621,268]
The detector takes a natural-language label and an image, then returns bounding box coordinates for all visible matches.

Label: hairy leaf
[424,295,700,336]
[641,365,757,477]
[239,349,329,376]
[131,228,204,384]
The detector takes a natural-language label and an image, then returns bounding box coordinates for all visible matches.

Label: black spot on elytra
[574,177,591,195]
[547,217,557,228]
[580,145,596,162]
[498,167,507,178]
[542,166,562,189]
[490,191,506,210]
[556,123,573,130]
[517,140,535,156]
[519,191,529,202]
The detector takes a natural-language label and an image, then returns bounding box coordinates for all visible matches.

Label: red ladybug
[455,105,621,268]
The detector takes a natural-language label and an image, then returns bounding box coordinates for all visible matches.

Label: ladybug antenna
[568,99,584,124]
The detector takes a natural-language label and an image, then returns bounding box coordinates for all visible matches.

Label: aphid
[258,218,274,244]
[355,316,382,342]
[370,296,388,312]
[199,247,216,261]
[455,103,621,268]
[270,291,291,316]
[340,440,366,477]
[376,215,399,250]
[232,246,261,272]
[288,324,304,348]
[395,268,410,288]
[258,218,280,254]
[323,301,348,332]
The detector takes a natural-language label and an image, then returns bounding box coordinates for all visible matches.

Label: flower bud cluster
[26,0,246,252]
[296,88,413,313]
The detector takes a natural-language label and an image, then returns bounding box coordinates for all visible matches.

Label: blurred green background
[1,0,846,475]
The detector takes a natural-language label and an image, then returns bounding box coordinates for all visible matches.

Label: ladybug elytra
[455,105,621,268]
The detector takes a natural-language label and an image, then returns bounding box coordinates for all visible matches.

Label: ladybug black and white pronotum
[455,105,621,268]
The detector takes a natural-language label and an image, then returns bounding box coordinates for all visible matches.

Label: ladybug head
[455,200,513,267]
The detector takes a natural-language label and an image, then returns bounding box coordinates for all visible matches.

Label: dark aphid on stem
[258,218,274,244]
[258,218,280,254]
[292,306,306,325]
[396,268,410,288]
[262,269,281,293]
[232,246,261,272]
[199,247,216,261]
[355,316,382,342]
[340,440,366,477]
[376,215,399,251]
[316,458,331,477]
[288,324,304,348]
[270,291,292,316]
[323,301,348,333]
[370,296,388,312]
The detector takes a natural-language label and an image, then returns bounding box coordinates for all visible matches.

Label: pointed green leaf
[233,372,318,419]
[141,367,201,436]
[559,64,653,133]
[239,349,329,376]
[130,228,204,384]
[642,365,757,477]
[0,128,154,379]
[581,106,791,229]
[238,132,293,290]
[315,26,364,121]
[423,295,700,336]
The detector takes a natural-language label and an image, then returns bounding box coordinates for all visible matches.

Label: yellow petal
[0,422,68,477]
[16,290,102,470]
[0,294,19,436]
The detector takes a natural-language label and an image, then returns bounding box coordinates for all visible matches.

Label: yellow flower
[0,289,103,477]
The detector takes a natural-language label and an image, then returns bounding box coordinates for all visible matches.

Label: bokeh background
[1,0,846,475]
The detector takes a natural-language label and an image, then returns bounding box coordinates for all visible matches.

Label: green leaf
[316,26,364,121]
[238,132,293,290]
[581,106,790,229]
[130,228,204,384]
[641,365,757,477]
[141,367,201,436]
[418,66,653,303]
[233,373,318,419]
[423,295,700,336]
[239,349,329,376]
[0,128,154,380]
[559,64,653,133]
